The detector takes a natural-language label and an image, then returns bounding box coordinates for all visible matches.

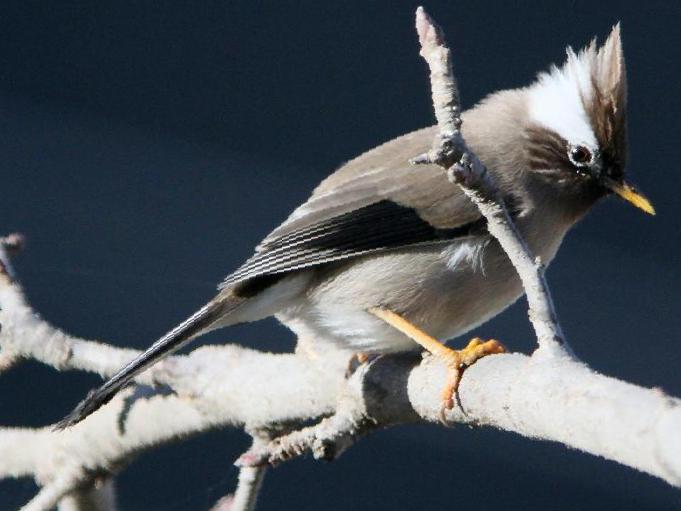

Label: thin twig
[235,365,377,467]
[19,467,86,511]
[412,6,570,357]
[210,438,268,511]
[410,8,463,169]
[212,466,267,511]
[450,155,570,356]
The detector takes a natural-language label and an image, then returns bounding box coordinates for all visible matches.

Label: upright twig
[411,6,570,357]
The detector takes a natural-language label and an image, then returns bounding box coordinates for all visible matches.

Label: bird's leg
[368,307,505,409]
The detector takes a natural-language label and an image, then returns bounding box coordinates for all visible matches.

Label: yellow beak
[603,178,656,215]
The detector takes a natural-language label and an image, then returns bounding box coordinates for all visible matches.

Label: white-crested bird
[58,24,653,428]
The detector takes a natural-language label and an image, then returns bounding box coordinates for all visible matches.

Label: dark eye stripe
[525,125,570,171]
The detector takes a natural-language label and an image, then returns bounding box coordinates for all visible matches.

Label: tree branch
[19,467,87,511]
[412,6,569,357]
[1,236,681,501]
[209,464,267,511]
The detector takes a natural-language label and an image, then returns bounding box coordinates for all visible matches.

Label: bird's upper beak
[601,177,656,215]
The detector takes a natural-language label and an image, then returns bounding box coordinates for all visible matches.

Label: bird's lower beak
[602,177,656,215]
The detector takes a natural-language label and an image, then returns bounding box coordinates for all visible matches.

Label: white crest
[528,44,598,150]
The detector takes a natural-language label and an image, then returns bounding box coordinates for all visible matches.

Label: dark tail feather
[55,295,241,429]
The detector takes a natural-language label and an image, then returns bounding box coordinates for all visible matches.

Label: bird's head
[523,24,654,216]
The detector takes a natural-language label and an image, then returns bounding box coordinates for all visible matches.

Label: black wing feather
[221,200,485,290]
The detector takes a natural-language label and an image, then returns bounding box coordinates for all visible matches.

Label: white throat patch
[528,47,598,150]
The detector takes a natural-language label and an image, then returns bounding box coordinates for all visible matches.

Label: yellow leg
[368,307,506,409]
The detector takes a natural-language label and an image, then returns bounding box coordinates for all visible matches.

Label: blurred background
[1,1,680,509]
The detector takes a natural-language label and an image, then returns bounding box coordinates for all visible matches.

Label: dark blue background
[1,1,680,509]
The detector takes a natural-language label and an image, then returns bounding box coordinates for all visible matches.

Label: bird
[57,24,653,429]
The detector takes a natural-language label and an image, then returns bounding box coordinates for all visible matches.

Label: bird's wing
[220,126,484,290]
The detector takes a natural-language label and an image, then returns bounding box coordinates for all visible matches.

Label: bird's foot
[368,307,506,412]
[439,337,506,410]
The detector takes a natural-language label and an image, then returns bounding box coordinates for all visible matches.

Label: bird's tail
[55,294,242,429]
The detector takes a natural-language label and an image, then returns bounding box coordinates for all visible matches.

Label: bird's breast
[276,236,531,355]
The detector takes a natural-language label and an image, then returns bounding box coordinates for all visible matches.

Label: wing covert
[220,200,485,289]
[220,125,485,290]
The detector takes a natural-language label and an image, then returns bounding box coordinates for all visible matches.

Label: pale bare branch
[19,467,86,511]
[412,6,569,357]
[210,465,267,511]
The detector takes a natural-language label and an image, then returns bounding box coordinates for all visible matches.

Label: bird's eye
[569,145,592,166]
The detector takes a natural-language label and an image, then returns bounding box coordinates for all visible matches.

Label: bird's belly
[276,238,525,354]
